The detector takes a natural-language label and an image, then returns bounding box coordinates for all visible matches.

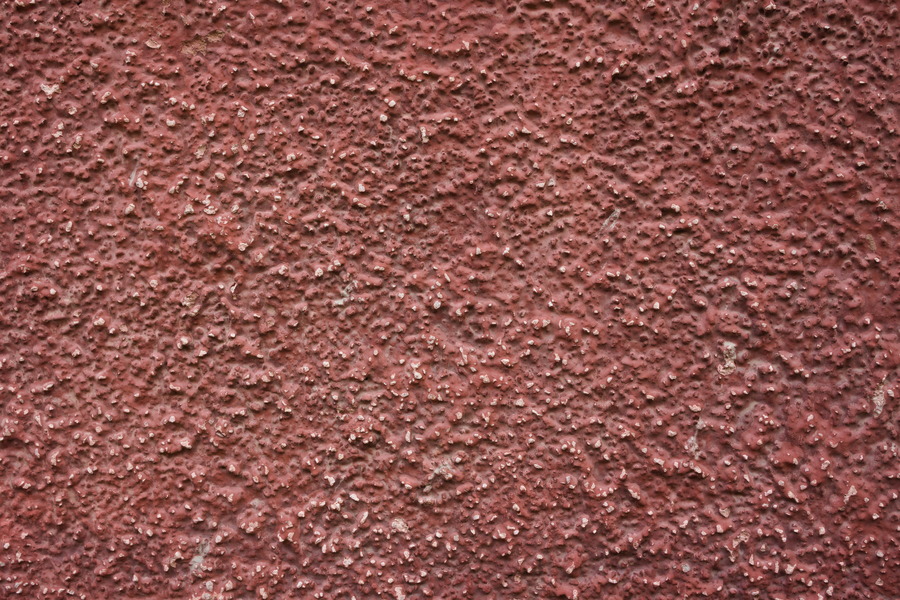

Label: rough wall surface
[0,0,898,598]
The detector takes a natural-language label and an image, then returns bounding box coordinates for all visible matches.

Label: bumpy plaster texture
[1,1,898,599]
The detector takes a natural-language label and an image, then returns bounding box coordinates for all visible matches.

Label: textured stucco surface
[1,1,898,598]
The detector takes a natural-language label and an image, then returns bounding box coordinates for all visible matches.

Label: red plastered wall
[0,1,897,598]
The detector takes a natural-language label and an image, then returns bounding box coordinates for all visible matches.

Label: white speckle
[871,377,886,416]
[600,208,621,233]
[391,518,408,533]
[40,83,60,97]
[717,341,737,375]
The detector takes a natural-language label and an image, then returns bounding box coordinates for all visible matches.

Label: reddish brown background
[1,1,898,598]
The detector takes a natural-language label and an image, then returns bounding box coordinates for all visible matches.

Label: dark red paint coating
[1,0,898,598]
